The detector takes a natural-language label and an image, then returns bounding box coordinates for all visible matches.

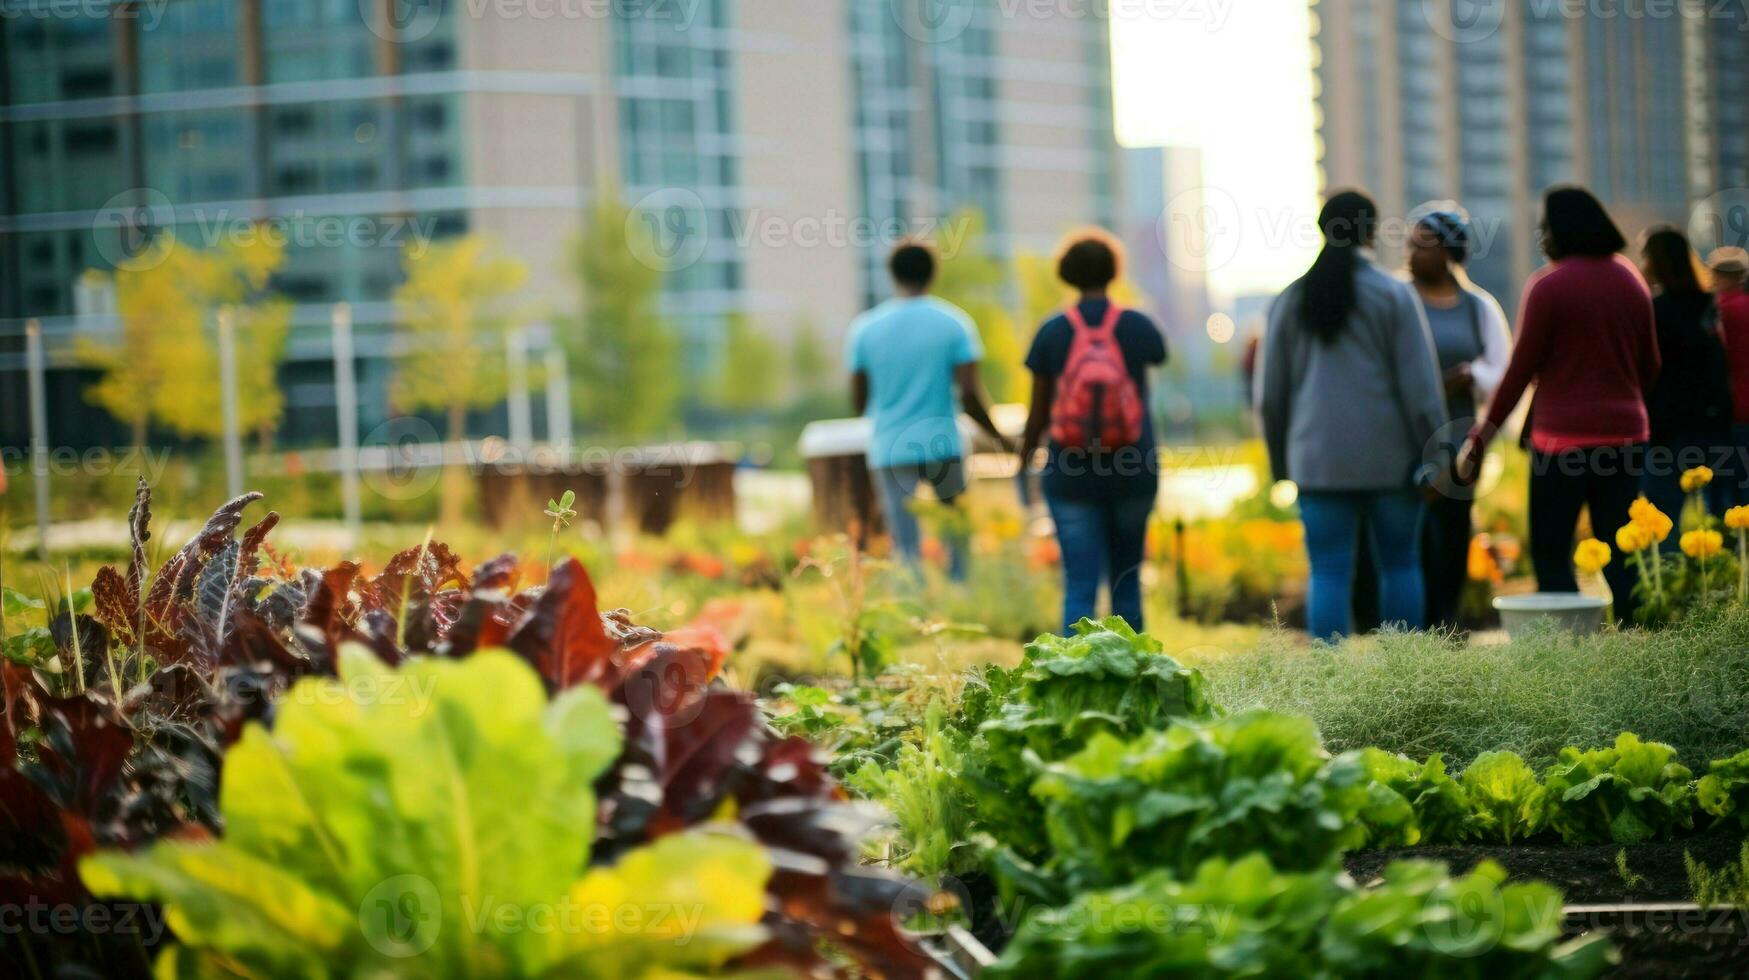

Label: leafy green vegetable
[1362,749,1474,845]
[1024,710,1376,896]
[1322,859,1614,977]
[989,855,1613,979]
[961,619,1218,860]
[2,586,46,618]
[764,683,849,741]
[844,702,976,878]
[987,854,1338,979]
[82,646,771,978]
[1462,751,1546,845]
[1542,732,1694,845]
[1696,746,1749,829]
[1013,617,1216,725]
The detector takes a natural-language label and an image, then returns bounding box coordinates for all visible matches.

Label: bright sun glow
[1111,3,1321,303]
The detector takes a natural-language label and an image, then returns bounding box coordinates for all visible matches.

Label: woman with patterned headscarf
[1405,202,1511,629]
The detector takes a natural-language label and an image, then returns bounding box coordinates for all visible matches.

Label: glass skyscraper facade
[1312,0,1748,308]
[613,0,741,368]
[1,0,1122,450]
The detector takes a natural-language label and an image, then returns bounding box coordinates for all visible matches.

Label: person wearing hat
[1403,203,1511,628]
[1712,246,1749,506]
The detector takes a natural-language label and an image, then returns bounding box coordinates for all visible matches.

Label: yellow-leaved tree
[77,233,289,449]
[392,234,531,525]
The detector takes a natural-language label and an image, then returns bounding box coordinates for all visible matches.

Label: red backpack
[1049,304,1144,450]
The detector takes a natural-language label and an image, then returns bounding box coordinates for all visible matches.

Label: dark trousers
[1422,494,1473,630]
[1529,445,1645,625]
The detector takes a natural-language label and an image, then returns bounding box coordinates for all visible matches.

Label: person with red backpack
[1019,231,1167,633]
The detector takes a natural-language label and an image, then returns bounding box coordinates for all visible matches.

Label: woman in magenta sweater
[1459,187,1659,624]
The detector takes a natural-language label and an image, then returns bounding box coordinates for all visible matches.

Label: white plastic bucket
[1492,593,1609,638]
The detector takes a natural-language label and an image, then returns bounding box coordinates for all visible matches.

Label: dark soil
[1347,833,1749,978]
[1344,832,1746,904]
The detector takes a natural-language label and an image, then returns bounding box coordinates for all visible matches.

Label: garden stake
[1175,518,1191,621]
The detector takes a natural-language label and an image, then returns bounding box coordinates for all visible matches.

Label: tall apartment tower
[1311,0,1747,309]
[0,0,1120,447]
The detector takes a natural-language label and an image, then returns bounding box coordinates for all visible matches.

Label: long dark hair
[1541,185,1627,260]
[1299,190,1379,342]
[1641,225,1709,297]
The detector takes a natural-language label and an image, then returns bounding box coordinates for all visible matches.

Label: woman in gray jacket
[1256,190,1449,640]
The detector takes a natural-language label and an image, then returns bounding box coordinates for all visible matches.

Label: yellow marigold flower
[1614,523,1654,554]
[1727,506,1749,531]
[1681,529,1725,559]
[1629,497,1674,542]
[1573,538,1612,574]
[1681,466,1715,493]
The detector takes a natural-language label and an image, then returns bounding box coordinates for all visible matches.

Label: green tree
[714,311,782,415]
[789,318,832,403]
[77,234,289,449]
[392,234,530,523]
[934,209,1026,403]
[568,193,681,443]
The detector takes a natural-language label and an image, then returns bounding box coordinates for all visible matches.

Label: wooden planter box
[476,443,738,536]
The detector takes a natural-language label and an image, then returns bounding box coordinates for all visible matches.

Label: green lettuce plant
[1024,710,1382,896]
[1320,859,1613,977]
[961,618,1218,860]
[988,855,1613,980]
[81,647,772,979]
[1361,749,1474,845]
[1461,751,1546,844]
[1541,732,1694,845]
[1696,747,1749,829]
[986,854,1338,978]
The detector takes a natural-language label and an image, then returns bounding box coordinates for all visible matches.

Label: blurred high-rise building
[1311,0,1749,310]
[1121,145,1212,337]
[0,0,1119,447]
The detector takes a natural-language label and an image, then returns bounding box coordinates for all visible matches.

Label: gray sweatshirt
[1256,260,1449,492]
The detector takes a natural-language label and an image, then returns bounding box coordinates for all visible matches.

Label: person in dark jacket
[1639,226,1732,534]
[1459,187,1659,624]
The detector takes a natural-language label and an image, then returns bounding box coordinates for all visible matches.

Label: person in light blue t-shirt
[847,241,1011,579]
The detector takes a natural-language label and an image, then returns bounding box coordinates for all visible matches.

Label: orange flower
[919,536,947,565]
[1028,537,1061,570]
[1467,535,1502,583]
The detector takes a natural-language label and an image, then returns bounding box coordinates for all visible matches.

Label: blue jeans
[1046,492,1154,634]
[1299,490,1426,641]
[875,458,969,581]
